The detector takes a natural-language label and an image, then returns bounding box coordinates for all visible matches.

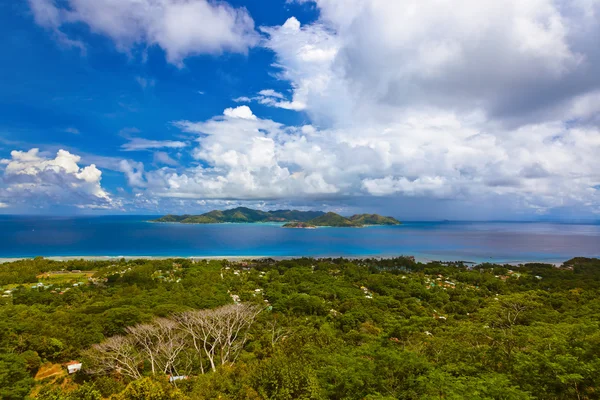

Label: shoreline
[0,254,566,266]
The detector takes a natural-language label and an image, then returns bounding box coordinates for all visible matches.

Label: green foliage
[153,207,326,224]
[304,212,361,227]
[153,207,400,227]
[115,377,185,400]
[21,350,42,374]
[348,214,401,226]
[1,257,600,399]
[252,352,324,400]
[0,352,35,400]
[38,383,104,400]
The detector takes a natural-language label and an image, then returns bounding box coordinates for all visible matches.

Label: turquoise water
[0,216,599,263]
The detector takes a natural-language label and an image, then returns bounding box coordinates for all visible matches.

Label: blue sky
[1,0,599,220]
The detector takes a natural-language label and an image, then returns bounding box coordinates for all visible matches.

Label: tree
[252,352,324,400]
[126,318,187,376]
[0,353,35,400]
[174,303,261,372]
[84,335,143,380]
[115,377,185,400]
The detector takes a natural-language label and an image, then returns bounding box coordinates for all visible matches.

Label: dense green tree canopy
[1,256,599,399]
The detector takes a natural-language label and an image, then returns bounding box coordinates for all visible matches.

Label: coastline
[0,254,565,266]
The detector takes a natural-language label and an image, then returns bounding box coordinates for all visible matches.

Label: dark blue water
[0,215,599,263]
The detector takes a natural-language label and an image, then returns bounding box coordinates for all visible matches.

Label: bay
[0,215,599,263]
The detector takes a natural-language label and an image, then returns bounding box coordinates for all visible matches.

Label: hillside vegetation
[1,256,599,399]
[154,207,401,227]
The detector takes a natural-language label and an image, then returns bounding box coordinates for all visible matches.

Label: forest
[1,256,599,399]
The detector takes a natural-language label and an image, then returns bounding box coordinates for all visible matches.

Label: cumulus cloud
[28,0,259,64]
[222,105,257,120]
[28,1,597,216]
[121,138,187,151]
[283,0,600,124]
[138,106,338,199]
[113,96,597,214]
[259,16,339,115]
[0,149,114,209]
[141,0,600,214]
[231,2,599,214]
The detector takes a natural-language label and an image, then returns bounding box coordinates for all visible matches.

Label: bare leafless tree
[87,303,261,378]
[173,310,208,374]
[127,318,187,376]
[268,318,292,347]
[174,303,261,372]
[84,335,142,380]
[126,323,161,375]
[214,303,262,365]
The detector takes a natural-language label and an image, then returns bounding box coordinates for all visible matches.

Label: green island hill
[1,256,600,399]
[281,221,318,228]
[153,207,401,228]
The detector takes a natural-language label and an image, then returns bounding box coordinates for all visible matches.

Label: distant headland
[152,207,401,228]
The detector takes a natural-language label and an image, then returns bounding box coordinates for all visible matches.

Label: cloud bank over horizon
[1,0,599,219]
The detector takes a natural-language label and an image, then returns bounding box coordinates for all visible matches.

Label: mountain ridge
[153,207,400,227]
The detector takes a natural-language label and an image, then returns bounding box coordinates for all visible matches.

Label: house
[66,361,82,374]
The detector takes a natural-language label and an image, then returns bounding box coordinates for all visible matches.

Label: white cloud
[28,0,259,65]
[282,0,600,123]
[25,1,599,216]
[225,1,600,213]
[137,106,340,199]
[258,89,285,99]
[233,96,252,103]
[121,138,187,151]
[233,87,307,111]
[223,105,257,120]
[153,151,179,167]
[111,97,597,214]
[119,160,146,188]
[0,148,114,209]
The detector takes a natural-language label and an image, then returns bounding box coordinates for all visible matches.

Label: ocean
[0,215,599,263]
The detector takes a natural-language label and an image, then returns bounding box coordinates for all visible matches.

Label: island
[153,207,401,228]
[281,222,317,229]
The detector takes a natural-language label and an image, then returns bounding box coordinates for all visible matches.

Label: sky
[0,0,599,220]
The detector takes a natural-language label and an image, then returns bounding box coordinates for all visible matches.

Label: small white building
[66,361,82,374]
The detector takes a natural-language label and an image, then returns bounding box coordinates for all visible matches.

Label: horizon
[1,210,599,225]
[1,1,599,219]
